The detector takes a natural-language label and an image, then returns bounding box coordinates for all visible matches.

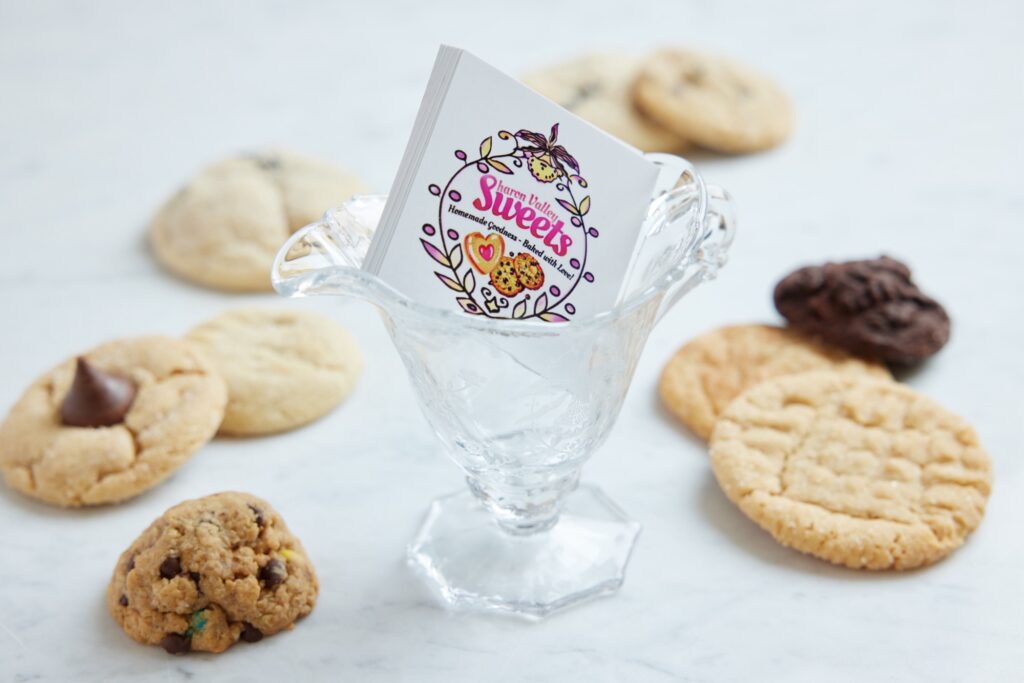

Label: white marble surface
[1,1,1022,681]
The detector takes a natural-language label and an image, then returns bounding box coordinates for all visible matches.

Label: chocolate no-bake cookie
[773,256,950,364]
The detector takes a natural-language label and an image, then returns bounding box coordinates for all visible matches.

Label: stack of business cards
[364,46,662,323]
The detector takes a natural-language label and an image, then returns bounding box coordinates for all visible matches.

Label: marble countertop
[1,1,1021,681]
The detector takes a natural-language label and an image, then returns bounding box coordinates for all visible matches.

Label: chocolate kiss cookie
[60,357,137,427]
[774,256,951,364]
[0,337,226,506]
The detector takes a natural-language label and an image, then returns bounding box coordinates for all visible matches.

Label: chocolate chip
[246,153,281,171]
[774,255,951,365]
[258,559,286,588]
[60,357,138,427]
[159,556,181,579]
[125,556,135,572]
[248,504,265,527]
[189,572,201,585]
[159,633,191,654]
[118,594,128,607]
[240,622,264,643]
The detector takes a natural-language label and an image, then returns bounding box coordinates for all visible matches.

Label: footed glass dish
[272,154,735,618]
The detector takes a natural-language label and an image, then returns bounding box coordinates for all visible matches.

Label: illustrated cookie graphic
[528,153,559,182]
[522,52,690,153]
[489,256,524,297]
[658,324,890,440]
[0,337,226,506]
[634,48,793,154]
[108,492,318,654]
[150,149,368,292]
[186,308,363,436]
[709,372,992,570]
[774,255,951,365]
[513,253,545,290]
[465,232,505,275]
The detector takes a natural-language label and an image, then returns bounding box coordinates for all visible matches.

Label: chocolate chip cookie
[634,48,793,154]
[150,149,368,292]
[774,255,951,364]
[489,256,524,297]
[0,337,226,506]
[513,253,545,291]
[521,53,690,152]
[108,492,318,654]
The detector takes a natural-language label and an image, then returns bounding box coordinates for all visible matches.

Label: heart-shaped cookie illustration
[464,232,505,275]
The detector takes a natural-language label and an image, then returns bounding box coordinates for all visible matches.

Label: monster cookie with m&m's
[489,256,525,297]
[108,492,318,654]
[513,253,545,291]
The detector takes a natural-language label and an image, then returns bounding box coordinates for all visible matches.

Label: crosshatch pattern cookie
[709,372,992,570]
[150,149,368,292]
[186,308,363,436]
[521,52,690,153]
[659,324,890,440]
[634,48,793,154]
[108,492,318,654]
[0,337,226,507]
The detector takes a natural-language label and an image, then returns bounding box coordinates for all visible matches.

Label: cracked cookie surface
[659,324,890,441]
[150,149,368,292]
[709,371,992,570]
[108,492,318,654]
[186,308,362,436]
[0,337,226,506]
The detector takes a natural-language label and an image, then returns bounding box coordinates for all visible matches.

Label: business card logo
[420,125,598,322]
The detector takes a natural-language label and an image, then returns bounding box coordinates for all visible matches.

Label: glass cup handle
[655,184,737,322]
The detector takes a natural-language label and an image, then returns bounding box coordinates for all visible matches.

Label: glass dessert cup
[272,154,736,619]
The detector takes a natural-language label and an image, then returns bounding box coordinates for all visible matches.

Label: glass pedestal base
[407,484,642,619]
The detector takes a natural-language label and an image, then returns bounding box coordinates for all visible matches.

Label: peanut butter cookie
[0,337,226,506]
[709,371,992,570]
[659,324,889,440]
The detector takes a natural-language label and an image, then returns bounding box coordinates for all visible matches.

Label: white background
[1,1,1021,681]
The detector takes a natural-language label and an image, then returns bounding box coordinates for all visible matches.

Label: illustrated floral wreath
[420,124,598,322]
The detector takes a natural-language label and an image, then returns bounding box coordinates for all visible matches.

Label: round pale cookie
[0,337,227,507]
[522,53,690,153]
[659,324,890,441]
[150,149,368,292]
[186,308,362,436]
[634,48,793,153]
[108,492,318,654]
[709,372,992,570]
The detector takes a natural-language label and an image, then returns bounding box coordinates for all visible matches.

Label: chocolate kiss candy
[60,357,138,427]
